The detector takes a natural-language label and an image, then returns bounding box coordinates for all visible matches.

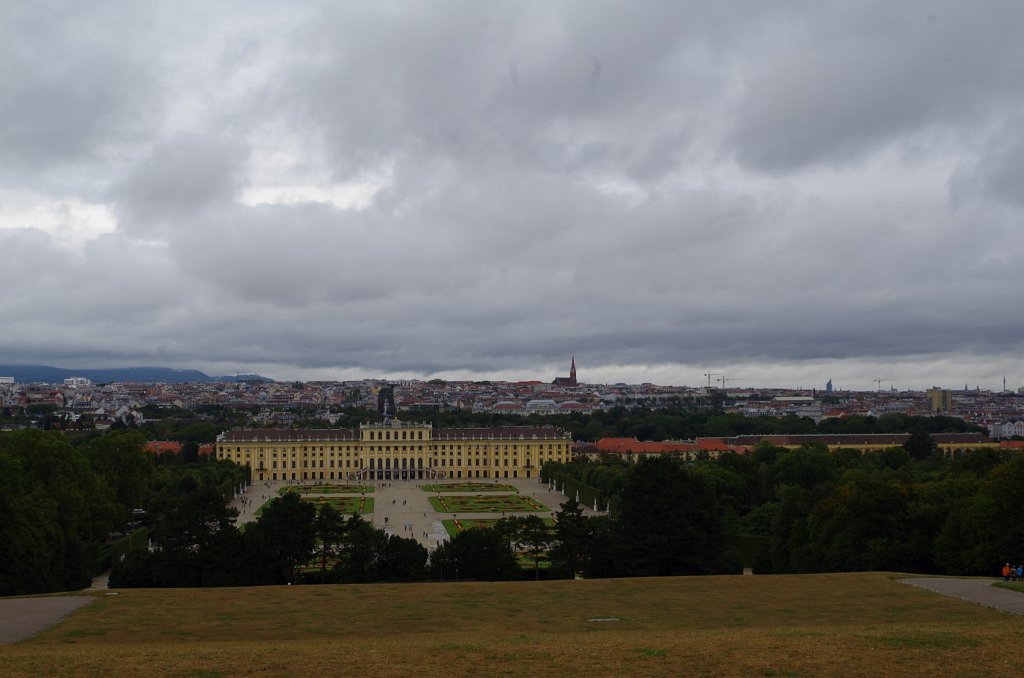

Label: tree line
[259,405,986,443]
[0,430,245,596]
[545,440,1024,576]
[110,492,433,587]
[6,427,1021,596]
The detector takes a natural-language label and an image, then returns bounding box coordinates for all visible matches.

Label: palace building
[216,420,572,482]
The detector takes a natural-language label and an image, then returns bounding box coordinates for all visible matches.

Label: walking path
[900,577,1024,615]
[88,570,110,590]
[0,596,94,645]
[229,476,598,549]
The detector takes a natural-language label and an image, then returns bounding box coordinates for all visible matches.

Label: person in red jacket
[1003,563,1011,581]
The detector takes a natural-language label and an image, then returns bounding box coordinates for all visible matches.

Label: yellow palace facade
[215,420,572,482]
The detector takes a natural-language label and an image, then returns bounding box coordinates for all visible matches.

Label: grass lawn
[429,494,549,513]
[423,482,518,493]
[994,582,1024,593]
[442,518,557,538]
[279,484,374,495]
[253,498,275,518]
[5,573,1024,676]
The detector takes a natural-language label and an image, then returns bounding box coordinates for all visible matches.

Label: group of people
[1001,563,1023,581]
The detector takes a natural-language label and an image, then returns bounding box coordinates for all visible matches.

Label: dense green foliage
[110,496,430,588]
[6,424,1021,594]
[0,429,246,596]
[546,442,1024,576]
[0,431,161,594]
[261,405,985,442]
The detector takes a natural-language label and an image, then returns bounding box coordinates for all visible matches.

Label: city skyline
[3,3,1024,391]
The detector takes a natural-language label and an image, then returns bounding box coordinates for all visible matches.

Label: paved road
[900,577,1024,614]
[0,596,94,645]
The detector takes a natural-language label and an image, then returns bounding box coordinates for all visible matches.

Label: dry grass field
[5,573,1024,677]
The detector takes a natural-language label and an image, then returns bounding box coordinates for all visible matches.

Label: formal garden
[279,484,374,495]
[258,494,373,516]
[422,482,517,493]
[301,495,374,514]
[442,517,556,537]
[428,494,548,513]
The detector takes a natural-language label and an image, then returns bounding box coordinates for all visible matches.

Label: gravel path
[0,596,94,645]
[900,577,1024,615]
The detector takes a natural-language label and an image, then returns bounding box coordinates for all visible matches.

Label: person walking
[1003,563,1011,581]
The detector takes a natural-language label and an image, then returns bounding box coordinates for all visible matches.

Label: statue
[377,385,396,423]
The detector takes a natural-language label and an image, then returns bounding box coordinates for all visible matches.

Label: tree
[0,430,120,592]
[432,528,518,581]
[313,503,346,582]
[84,431,154,516]
[245,492,315,584]
[550,499,588,578]
[809,475,913,571]
[616,456,724,576]
[378,535,429,581]
[336,514,385,583]
[904,431,938,460]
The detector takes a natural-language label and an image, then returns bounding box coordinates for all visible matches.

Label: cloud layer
[3,1,1024,389]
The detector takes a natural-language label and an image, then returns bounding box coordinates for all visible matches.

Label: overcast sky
[3,1,1023,390]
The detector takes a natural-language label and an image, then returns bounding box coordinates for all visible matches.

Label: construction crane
[704,371,721,389]
[873,377,891,392]
[717,375,742,390]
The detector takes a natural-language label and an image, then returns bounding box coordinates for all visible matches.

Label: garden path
[900,577,1024,615]
[0,596,94,645]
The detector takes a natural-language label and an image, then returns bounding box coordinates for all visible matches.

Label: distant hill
[0,364,273,384]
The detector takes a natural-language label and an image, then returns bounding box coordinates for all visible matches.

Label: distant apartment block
[927,388,952,414]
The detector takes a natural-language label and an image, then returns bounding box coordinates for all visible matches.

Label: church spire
[570,355,577,385]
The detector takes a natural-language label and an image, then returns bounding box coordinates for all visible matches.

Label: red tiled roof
[596,438,696,454]
[144,441,182,455]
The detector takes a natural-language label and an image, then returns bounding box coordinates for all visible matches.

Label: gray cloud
[2,1,1024,389]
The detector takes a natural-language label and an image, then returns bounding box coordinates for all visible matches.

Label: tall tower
[569,356,577,386]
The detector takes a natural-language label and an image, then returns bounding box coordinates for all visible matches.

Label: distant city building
[217,420,571,482]
[63,377,91,388]
[0,377,14,385]
[551,356,578,387]
[927,387,953,414]
[825,378,833,393]
[990,421,1024,439]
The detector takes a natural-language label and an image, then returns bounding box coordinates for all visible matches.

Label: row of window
[224,442,564,453]
[257,468,533,481]
[365,429,425,441]
[257,458,535,470]
[230,455,552,469]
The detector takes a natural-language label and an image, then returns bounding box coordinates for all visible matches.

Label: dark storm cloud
[0,2,159,183]
[731,3,1024,171]
[110,135,248,234]
[2,1,1024,387]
